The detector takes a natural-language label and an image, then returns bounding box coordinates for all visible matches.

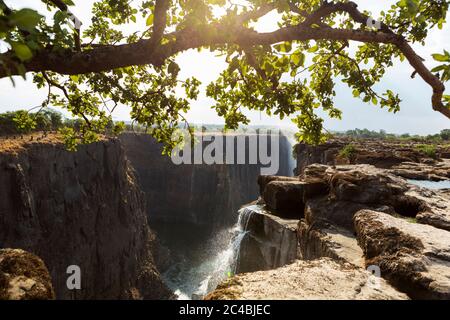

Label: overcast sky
[1,0,449,134]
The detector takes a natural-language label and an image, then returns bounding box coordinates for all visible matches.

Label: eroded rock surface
[295,139,450,176]
[206,258,408,300]
[248,163,450,300]
[354,210,450,300]
[297,220,364,267]
[0,249,54,300]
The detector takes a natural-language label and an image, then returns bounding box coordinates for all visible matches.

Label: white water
[161,207,256,300]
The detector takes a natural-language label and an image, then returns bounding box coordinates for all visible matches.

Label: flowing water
[156,207,256,300]
[407,179,450,190]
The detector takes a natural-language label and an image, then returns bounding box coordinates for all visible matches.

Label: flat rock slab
[205,258,408,300]
[354,210,450,299]
[298,220,365,267]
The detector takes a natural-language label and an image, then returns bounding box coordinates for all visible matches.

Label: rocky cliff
[0,137,172,299]
[120,133,294,231]
[210,163,450,299]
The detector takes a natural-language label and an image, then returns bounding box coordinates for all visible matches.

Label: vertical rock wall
[0,139,172,299]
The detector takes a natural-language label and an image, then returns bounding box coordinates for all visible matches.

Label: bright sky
[0,0,449,134]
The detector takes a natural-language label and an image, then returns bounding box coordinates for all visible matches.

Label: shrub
[415,144,437,159]
[339,144,358,162]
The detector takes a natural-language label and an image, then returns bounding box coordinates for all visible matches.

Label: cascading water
[160,206,257,300]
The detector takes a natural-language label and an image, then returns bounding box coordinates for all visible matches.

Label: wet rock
[205,258,408,300]
[235,236,267,273]
[235,205,299,274]
[0,249,54,300]
[354,210,450,300]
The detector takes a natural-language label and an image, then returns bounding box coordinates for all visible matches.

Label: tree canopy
[0,0,449,149]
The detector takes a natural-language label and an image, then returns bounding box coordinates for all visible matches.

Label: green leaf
[432,53,449,62]
[168,61,180,77]
[146,14,154,26]
[10,9,43,32]
[308,45,318,53]
[11,42,33,61]
[291,52,305,67]
[62,0,75,5]
[431,65,446,73]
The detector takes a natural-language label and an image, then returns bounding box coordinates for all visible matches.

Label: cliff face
[120,133,293,230]
[235,204,299,274]
[0,138,172,299]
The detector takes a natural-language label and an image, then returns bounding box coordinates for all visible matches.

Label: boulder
[257,175,298,196]
[0,249,54,300]
[354,210,450,299]
[262,181,305,215]
[205,258,408,300]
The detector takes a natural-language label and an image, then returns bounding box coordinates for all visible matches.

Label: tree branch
[0,1,447,119]
[150,0,169,45]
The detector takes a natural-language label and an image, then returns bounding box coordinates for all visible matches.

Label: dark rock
[262,181,305,216]
[236,236,266,274]
[235,205,299,274]
[305,197,369,231]
[0,138,172,299]
[257,175,298,196]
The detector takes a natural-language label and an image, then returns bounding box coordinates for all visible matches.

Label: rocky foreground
[209,140,450,300]
[206,258,408,300]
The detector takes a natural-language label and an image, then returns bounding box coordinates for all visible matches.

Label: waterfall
[162,205,258,300]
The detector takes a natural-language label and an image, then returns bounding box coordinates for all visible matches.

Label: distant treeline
[0,109,66,136]
[336,128,450,143]
[0,109,126,137]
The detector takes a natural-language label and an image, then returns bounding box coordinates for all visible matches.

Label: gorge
[1,134,449,300]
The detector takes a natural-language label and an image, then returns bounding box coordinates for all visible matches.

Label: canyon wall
[120,133,294,231]
[0,138,172,299]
